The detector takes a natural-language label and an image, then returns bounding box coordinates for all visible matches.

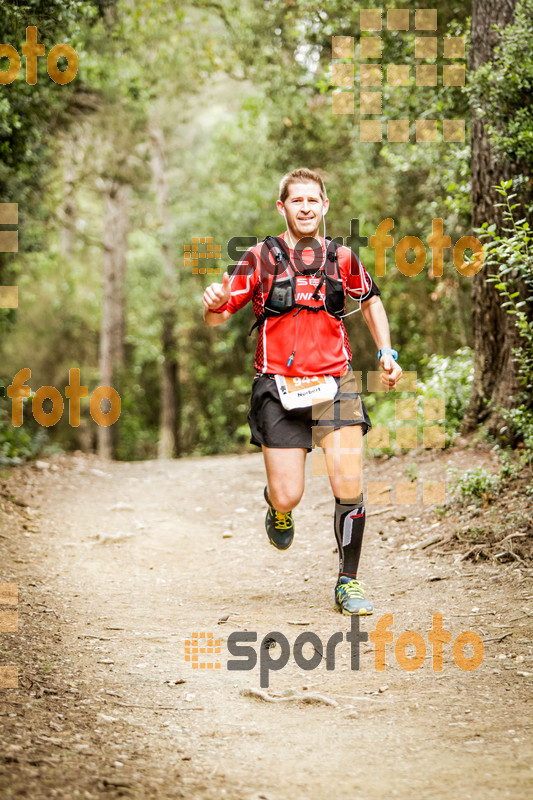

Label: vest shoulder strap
[262,235,291,271]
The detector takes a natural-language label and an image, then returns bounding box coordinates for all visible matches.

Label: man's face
[276,180,329,241]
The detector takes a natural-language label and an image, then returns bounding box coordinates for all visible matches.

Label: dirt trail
[1,448,532,799]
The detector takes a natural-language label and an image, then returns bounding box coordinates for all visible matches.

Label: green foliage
[469,0,533,165]
[450,465,501,505]
[449,447,528,507]
[406,463,417,482]
[364,347,474,455]
[0,0,102,338]
[0,396,48,466]
[481,180,533,459]
[499,450,522,481]
[182,320,255,456]
[417,348,474,441]
[115,366,160,461]
[0,1,98,187]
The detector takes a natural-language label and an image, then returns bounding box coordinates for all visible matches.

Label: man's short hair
[279,168,327,204]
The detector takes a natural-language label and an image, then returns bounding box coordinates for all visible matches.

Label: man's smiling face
[277,180,329,242]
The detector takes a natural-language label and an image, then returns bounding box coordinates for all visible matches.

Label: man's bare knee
[268,487,303,513]
[331,479,362,504]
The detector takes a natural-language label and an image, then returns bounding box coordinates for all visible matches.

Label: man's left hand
[379,354,403,389]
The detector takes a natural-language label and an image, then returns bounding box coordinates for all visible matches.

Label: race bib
[275,375,338,410]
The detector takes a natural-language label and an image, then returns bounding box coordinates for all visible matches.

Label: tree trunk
[97,181,130,460]
[461,0,523,442]
[59,129,85,261]
[60,158,77,260]
[149,123,180,459]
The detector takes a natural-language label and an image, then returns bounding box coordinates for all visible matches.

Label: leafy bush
[0,402,48,467]
[469,0,533,164]
[364,347,474,454]
[451,465,501,504]
[417,348,474,443]
[480,181,533,462]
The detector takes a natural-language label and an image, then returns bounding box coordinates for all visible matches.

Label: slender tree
[98,180,130,459]
[150,123,180,458]
[461,0,525,441]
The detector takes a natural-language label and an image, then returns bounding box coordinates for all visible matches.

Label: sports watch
[377,348,398,361]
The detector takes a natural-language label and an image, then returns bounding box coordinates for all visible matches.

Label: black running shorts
[248,372,372,451]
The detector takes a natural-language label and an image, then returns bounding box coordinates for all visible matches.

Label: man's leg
[320,425,373,614]
[321,423,362,503]
[261,446,306,550]
[262,445,307,512]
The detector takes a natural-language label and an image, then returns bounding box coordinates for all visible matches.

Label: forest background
[0,0,531,491]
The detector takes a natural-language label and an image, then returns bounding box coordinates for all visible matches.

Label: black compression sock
[334,495,366,578]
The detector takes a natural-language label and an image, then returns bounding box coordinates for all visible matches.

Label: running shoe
[334,576,374,615]
[264,486,294,550]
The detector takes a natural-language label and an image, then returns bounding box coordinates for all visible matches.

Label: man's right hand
[202,272,231,312]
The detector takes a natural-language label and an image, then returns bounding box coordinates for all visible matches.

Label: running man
[202,168,402,614]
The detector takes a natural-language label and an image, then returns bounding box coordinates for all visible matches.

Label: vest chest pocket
[324,274,345,318]
[268,278,294,313]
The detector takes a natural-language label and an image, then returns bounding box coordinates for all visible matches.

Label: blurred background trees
[0,0,531,463]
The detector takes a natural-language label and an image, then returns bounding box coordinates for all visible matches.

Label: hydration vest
[249,235,345,335]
